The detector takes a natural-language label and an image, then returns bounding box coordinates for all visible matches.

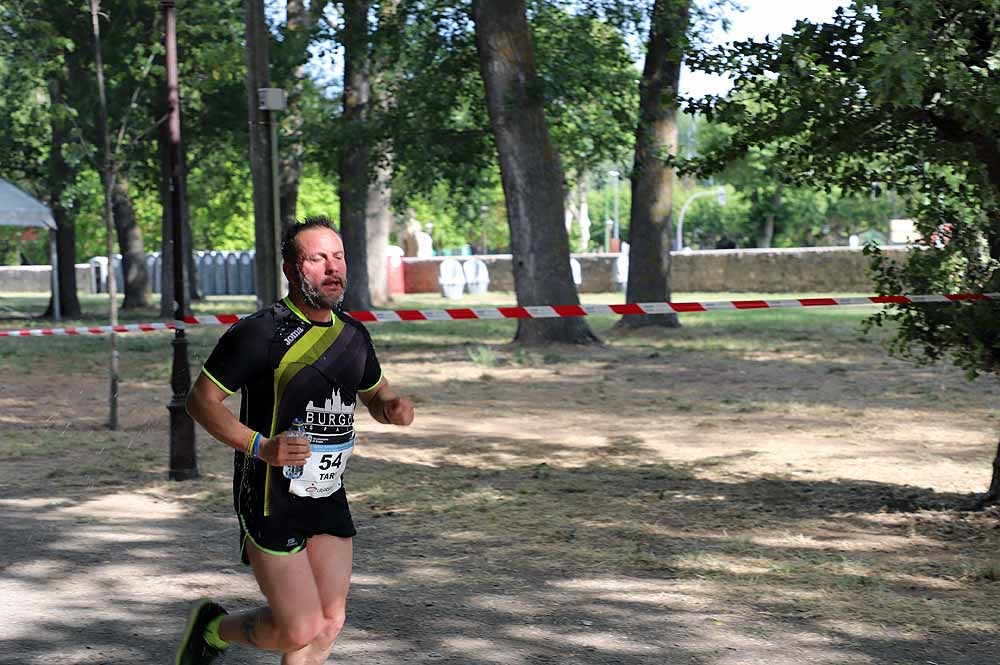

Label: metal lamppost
[675,187,726,252]
[163,0,197,480]
[258,87,286,294]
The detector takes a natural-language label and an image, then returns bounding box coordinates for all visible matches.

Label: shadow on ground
[2,430,998,665]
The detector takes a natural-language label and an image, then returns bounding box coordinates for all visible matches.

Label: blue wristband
[251,432,262,459]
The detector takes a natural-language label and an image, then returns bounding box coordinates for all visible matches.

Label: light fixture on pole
[675,186,726,252]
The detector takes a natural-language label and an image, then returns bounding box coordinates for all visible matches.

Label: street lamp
[162,0,197,480]
[675,186,726,252]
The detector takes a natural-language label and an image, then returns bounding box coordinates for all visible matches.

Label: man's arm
[359,377,414,426]
[186,373,311,467]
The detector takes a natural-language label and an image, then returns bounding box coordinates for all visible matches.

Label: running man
[176,216,414,665]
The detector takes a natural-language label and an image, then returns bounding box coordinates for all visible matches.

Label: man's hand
[257,432,312,467]
[382,396,414,426]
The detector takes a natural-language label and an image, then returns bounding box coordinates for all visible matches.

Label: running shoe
[175,598,228,665]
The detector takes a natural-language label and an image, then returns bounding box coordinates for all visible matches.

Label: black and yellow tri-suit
[201,297,383,562]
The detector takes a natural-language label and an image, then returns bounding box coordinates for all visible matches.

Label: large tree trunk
[45,76,82,320]
[182,144,201,304]
[472,0,598,345]
[112,175,149,308]
[363,0,402,307]
[246,0,282,308]
[366,160,392,306]
[339,0,372,311]
[277,0,311,228]
[618,0,691,330]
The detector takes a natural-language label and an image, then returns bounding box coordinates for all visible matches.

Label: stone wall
[0,264,94,293]
[403,246,909,294]
[0,246,908,295]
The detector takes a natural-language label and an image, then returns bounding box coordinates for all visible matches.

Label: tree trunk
[278,0,311,228]
[756,188,780,249]
[366,160,392,306]
[577,169,592,252]
[972,434,1000,509]
[339,0,372,312]
[246,0,282,308]
[45,76,82,320]
[617,0,691,330]
[363,0,402,307]
[472,0,598,345]
[112,175,149,308]
[182,143,201,304]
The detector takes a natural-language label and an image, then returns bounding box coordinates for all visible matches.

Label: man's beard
[296,266,345,310]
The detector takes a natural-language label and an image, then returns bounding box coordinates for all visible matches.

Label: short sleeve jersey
[202,297,383,518]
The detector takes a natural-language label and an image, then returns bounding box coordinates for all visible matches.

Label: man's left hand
[383,396,414,426]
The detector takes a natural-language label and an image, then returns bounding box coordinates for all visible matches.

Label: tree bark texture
[472,0,597,345]
[245,0,282,308]
[973,434,1000,509]
[339,0,372,311]
[181,139,200,304]
[277,0,311,228]
[45,76,82,319]
[112,175,149,308]
[619,0,691,329]
[362,0,402,307]
[366,160,392,306]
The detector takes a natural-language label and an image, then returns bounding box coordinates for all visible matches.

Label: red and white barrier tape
[1,293,996,338]
[0,321,177,337]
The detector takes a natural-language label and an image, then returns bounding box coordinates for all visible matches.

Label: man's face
[288,227,347,310]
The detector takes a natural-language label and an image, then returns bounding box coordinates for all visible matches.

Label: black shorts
[237,487,357,565]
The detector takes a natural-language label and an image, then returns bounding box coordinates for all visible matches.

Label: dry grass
[1,291,999,662]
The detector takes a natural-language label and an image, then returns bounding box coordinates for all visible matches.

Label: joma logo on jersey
[284,326,305,345]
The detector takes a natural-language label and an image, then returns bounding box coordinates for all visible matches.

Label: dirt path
[2,326,999,664]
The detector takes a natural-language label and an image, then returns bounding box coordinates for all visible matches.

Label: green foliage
[383,2,642,213]
[531,1,639,175]
[295,163,341,223]
[403,179,509,253]
[685,0,1000,377]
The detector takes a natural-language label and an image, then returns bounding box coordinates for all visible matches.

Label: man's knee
[275,613,326,652]
[314,608,346,645]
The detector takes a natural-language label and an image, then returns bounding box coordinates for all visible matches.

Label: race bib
[288,438,355,499]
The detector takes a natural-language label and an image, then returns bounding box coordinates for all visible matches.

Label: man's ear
[281,261,296,285]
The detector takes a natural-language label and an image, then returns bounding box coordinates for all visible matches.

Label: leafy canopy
[684,0,1000,377]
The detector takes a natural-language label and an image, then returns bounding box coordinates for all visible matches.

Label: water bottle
[283,418,309,479]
